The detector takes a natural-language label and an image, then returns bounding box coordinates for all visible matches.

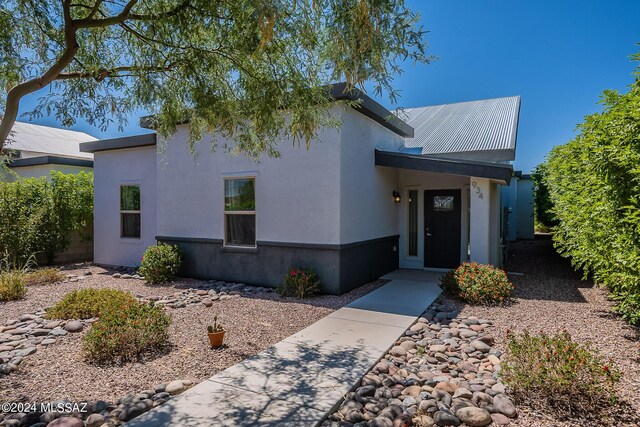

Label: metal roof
[399,96,521,160]
[5,121,96,159]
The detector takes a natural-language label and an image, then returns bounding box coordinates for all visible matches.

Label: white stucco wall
[397,170,470,269]
[339,108,404,244]
[93,146,157,267]
[155,108,343,245]
[7,164,92,181]
[489,182,502,266]
[469,177,491,265]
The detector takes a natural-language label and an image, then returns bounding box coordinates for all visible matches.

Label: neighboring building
[2,121,95,180]
[501,172,535,241]
[81,84,521,294]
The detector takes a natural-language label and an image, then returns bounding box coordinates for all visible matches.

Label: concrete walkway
[126,270,441,427]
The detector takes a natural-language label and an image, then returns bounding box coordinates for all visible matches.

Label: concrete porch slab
[381,269,443,283]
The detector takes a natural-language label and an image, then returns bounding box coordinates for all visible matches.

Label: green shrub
[543,52,640,326]
[501,330,621,419]
[0,271,26,301]
[277,268,320,298]
[138,243,182,284]
[24,268,65,286]
[0,171,93,266]
[47,288,137,319]
[439,262,513,304]
[83,301,171,363]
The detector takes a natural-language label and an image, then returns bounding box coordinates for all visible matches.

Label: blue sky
[17,0,640,172]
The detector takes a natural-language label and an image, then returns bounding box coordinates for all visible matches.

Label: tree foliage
[0,171,94,265]
[0,0,430,156]
[544,53,640,325]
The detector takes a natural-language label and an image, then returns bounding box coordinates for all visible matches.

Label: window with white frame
[120,185,141,238]
[224,178,256,246]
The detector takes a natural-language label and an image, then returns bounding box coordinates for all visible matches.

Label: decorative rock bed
[0,311,92,376]
[322,300,517,427]
[0,379,193,427]
[136,279,275,309]
[0,278,273,378]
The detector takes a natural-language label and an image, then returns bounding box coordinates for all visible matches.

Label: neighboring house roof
[398,96,521,161]
[5,121,97,160]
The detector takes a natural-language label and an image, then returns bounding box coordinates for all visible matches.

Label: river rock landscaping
[0,379,193,427]
[323,300,515,427]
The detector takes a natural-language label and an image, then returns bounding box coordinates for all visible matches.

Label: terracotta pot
[208,330,225,348]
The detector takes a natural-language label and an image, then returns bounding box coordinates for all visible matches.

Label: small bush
[277,268,320,298]
[47,288,137,319]
[138,243,182,284]
[439,262,513,304]
[83,301,171,363]
[501,330,621,420]
[0,271,26,301]
[24,268,65,286]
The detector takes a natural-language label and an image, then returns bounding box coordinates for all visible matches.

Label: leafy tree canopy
[0,0,429,157]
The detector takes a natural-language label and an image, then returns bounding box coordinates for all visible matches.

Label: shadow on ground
[504,236,591,303]
[125,340,374,426]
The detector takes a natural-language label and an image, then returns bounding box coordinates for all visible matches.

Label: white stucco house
[2,121,96,181]
[81,84,521,294]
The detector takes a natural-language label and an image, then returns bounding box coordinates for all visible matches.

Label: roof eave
[375,149,513,184]
[80,133,156,153]
[6,155,94,169]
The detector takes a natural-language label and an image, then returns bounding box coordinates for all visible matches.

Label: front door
[424,190,461,269]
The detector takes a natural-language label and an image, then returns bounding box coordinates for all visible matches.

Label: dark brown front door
[424,190,461,269]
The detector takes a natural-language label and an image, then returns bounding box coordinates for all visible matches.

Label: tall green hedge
[543,57,640,325]
[0,171,93,265]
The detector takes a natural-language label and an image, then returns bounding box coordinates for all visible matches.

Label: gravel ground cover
[324,237,640,427]
[451,237,640,426]
[0,265,384,405]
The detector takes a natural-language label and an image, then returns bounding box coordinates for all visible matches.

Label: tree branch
[0,0,79,150]
[88,0,104,19]
[55,65,175,81]
[73,0,190,28]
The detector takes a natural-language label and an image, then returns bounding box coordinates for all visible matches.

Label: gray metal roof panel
[399,96,521,158]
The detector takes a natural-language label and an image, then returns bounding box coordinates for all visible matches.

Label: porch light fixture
[392,191,401,203]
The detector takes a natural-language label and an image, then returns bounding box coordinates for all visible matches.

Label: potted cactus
[207,316,225,348]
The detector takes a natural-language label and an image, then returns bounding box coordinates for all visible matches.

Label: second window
[224,178,256,246]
